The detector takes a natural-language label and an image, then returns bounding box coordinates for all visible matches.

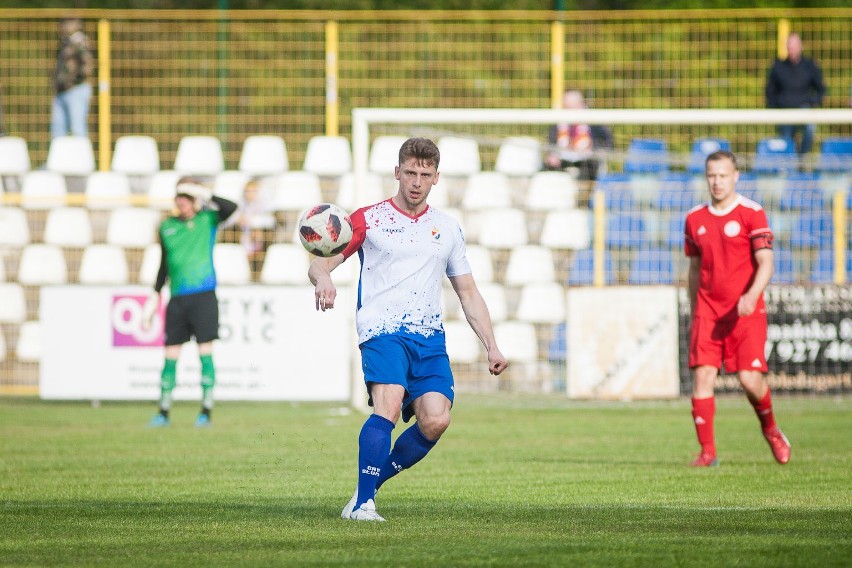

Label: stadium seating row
[2,134,850,187]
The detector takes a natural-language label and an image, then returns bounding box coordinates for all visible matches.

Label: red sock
[751,389,777,432]
[691,396,716,456]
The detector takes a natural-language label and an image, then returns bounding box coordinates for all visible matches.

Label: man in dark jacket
[765,32,826,155]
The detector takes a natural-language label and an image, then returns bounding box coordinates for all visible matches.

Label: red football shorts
[689,313,768,373]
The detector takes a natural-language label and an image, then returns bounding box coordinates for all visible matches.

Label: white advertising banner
[567,286,679,400]
[40,285,354,401]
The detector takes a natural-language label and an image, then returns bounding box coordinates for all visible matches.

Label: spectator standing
[684,150,791,468]
[765,32,826,155]
[51,17,93,139]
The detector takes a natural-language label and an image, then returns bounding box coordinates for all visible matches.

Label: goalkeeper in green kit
[143,177,237,427]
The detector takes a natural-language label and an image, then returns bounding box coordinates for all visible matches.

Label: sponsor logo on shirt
[697,225,707,236]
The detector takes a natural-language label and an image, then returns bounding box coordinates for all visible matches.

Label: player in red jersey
[684,150,790,467]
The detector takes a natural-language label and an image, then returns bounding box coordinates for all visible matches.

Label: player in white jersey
[309,137,509,521]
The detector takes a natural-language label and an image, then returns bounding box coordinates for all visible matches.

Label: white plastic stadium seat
[461,172,513,210]
[303,135,352,176]
[494,321,538,363]
[0,136,32,178]
[174,136,224,176]
[213,243,252,285]
[515,282,567,324]
[111,135,160,175]
[15,320,42,362]
[138,244,162,285]
[525,171,579,211]
[456,282,507,323]
[106,207,161,248]
[239,135,289,175]
[369,135,408,175]
[494,136,542,176]
[437,136,481,176]
[442,320,481,363]
[43,207,94,248]
[504,245,556,286]
[17,244,68,285]
[78,244,130,284]
[84,171,132,210]
[475,208,528,249]
[259,243,311,285]
[336,172,385,210]
[21,171,67,210]
[464,244,494,283]
[0,283,27,324]
[46,135,96,176]
[272,171,323,212]
[0,207,31,246]
[213,170,252,203]
[147,171,182,209]
[539,210,591,251]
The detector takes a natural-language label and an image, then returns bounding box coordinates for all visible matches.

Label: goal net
[349,108,852,398]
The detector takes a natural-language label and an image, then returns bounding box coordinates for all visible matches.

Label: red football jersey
[684,195,773,321]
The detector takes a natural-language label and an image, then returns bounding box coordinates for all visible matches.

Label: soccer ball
[297,203,353,257]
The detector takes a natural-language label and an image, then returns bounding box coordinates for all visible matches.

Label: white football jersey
[341,199,471,344]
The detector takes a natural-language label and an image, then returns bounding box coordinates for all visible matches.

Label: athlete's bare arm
[309,254,345,311]
[738,248,773,316]
[450,273,509,376]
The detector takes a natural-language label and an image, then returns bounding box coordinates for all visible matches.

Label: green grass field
[1,394,850,567]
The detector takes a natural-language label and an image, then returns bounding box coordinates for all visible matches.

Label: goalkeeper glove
[175,181,213,203]
[141,291,160,331]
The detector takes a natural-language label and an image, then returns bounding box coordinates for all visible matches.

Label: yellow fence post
[550,20,564,109]
[97,18,111,172]
[325,20,339,137]
[777,18,790,60]
[593,190,605,287]
[833,190,848,285]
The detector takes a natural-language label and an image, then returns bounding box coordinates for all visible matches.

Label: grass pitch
[1,394,850,567]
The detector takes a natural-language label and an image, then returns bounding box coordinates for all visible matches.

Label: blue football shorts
[359,331,455,422]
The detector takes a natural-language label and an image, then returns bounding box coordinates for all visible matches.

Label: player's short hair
[399,137,440,169]
[705,149,738,170]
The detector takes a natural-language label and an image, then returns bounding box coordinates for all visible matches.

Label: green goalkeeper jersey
[158,210,221,297]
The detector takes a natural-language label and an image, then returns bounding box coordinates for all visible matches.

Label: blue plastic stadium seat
[818,137,852,172]
[790,211,832,248]
[665,215,686,248]
[547,323,567,362]
[567,249,614,286]
[779,173,825,210]
[628,248,676,285]
[688,138,731,174]
[736,171,760,202]
[811,248,852,283]
[655,172,699,211]
[606,212,647,248]
[754,137,798,175]
[624,138,669,174]
[593,173,634,210]
[773,249,797,284]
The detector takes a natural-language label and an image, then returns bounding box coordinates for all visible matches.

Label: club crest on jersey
[431,227,441,240]
[724,220,741,237]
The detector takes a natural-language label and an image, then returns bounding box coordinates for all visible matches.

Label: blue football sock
[355,414,395,509]
[375,422,437,491]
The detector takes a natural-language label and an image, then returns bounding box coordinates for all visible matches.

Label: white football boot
[348,499,385,522]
